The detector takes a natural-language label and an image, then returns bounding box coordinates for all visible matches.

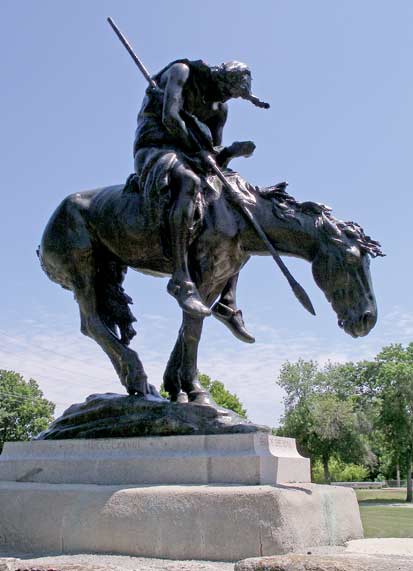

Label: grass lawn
[356,488,408,503]
[355,488,413,538]
[360,506,413,538]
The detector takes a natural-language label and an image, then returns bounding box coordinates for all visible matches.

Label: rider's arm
[206,103,255,167]
[162,63,192,149]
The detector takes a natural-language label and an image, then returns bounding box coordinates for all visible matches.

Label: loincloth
[133,146,256,255]
[134,146,255,205]
[134,147,208,194]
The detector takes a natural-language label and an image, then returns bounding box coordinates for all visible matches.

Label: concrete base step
[0,434,310,486]
[0,481,363,561]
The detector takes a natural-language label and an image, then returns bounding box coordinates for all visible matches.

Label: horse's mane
[260,184,384,258]
[123,171,383,258]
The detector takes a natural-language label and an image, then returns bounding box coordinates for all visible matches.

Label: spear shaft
[205,159,316,315]
[107,17,156,90]
[107,17,316,316]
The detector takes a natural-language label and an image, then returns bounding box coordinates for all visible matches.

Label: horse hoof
[125,374,148,397]
[170,391,189,404]
[127,389,146,398]
[188,390,212,406]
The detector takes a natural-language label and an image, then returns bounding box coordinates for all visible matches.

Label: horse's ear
[260,182,289,198]
[343,225,359,238]
[301,201,325,214]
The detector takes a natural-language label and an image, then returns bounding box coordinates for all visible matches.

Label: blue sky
[1,1,412,427]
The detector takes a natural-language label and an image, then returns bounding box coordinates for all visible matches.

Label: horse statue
[38,170,383,404]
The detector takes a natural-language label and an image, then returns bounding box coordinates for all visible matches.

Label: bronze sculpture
[38,22,383,407]
[38,175,382,405]
[133,58,260,331]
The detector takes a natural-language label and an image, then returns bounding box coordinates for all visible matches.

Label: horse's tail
[95,253,137,346]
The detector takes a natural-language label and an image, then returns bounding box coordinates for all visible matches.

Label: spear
[107,17,316,316]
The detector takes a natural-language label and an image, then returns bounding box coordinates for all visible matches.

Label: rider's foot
[212,302,255,344]
[167,279,211,317]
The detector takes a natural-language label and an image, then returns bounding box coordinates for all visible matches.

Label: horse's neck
[240,195,318,262]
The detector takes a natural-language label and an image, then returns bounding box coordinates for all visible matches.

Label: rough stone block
[0,482,363,561]
[235,553,413,571]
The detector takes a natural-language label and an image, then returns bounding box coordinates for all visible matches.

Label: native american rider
[133,59,270,343]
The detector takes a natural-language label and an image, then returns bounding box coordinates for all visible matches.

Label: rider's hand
[228,141,256,158]
[196,149,213,166]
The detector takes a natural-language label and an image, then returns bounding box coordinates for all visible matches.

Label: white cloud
[1,305,412,429]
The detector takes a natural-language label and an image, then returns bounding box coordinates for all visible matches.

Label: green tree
[277,360,371,482]
[373,344,413,502]
[161,373,247,418]
[198,373,247,418]
[0,370,55,452]
[312,458,369,483]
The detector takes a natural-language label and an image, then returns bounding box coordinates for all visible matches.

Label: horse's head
[306,202,384,337]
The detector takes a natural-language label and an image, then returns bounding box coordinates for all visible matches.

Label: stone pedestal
[0,482,362,561]
[0,433,309,486]
[0,435,363,560]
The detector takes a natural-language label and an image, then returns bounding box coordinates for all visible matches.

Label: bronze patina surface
[38,46,383,423]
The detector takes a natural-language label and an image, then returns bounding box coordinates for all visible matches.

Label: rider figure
[133,59,269,343]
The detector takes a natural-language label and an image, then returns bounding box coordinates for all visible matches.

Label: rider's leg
[218,272,239,309]
[212,270,255,344]
[167,164,211,317]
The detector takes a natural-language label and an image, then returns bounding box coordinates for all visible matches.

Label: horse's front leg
[179,313,210,404]
[163,327,186,402]
[163,313,208,404]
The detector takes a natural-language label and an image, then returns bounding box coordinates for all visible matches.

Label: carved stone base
[0,433,362,560]
[0,433,310,486]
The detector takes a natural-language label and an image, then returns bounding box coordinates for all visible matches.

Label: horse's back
[40,187,112,253]
[39,182,170,288]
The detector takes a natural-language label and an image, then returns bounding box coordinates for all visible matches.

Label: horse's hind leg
[164,313,209,404]
[74,256,148,396]
[41,192,148,396]
[164,333,186,402]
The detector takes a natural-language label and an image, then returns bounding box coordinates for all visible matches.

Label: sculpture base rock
[35,392,269,439]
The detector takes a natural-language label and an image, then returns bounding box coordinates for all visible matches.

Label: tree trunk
[396,463,401,488]
[407,450,412,503]
[0,421,9,453]
[322,455,331,484]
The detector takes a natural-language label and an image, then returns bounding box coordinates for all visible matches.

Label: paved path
[347,538,413,555]
[1,554,233,571]
[2,539,413,571]
[360,501,413,507]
